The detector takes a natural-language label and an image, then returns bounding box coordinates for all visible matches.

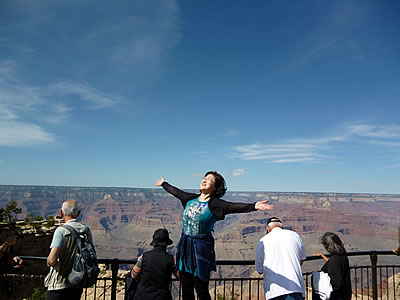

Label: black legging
[180,271,211,300]
[46,288,83,300]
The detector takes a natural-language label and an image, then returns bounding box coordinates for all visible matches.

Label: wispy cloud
[0,61,120,146]
[0,1,182,147]
[46,1,181,84]
[234,143,325,163]
[110,1,180,73]
[1,1,181,79]
[47,81,120,110]
[349,124,400,138]
[273,157,319,164]
[265,1,370,78]
[0,120,54,146]
[233,123,400,164]
[232,169,247,176]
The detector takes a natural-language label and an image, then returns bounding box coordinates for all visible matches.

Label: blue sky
[1,0,400,194]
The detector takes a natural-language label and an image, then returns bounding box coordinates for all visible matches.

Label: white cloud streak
[233,123,400,164]
[234,143,324,163]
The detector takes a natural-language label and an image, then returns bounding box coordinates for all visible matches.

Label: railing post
[111,258,119,300]
[370,251,378,300]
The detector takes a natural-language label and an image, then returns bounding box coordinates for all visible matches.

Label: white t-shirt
[255,227,306,299]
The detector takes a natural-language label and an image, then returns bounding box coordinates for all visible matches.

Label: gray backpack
[62,225,100,288]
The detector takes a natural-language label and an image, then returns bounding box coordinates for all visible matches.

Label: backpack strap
[58,225,81,277]
[62,224,89,238]
[61,225,83,250]
[62,224,78,238]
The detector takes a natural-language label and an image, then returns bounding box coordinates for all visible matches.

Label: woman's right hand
[155,177,165,186]
[313,253,329,262]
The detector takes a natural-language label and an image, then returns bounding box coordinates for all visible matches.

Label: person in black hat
[131,228,178,300]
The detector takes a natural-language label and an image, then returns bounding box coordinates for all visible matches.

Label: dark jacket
[321,254,352,300]
[161,182,256,221]
[176,232,215,281]
[133,247,175,300]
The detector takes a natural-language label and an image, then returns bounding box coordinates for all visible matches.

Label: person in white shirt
[256,217,306,300]
[45,200,93,300]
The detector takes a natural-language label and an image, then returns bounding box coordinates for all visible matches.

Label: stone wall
[0,218,62,299]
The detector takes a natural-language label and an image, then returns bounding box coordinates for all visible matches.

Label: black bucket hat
[150,228,173,247]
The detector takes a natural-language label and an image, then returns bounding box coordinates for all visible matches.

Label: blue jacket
[176,232,215,281]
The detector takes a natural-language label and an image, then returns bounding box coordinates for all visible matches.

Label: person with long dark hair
[313,232,352,300]
[155,171,274,300]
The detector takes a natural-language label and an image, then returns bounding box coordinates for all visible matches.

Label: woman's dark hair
[320,232,347,255]
[204,171,227,198]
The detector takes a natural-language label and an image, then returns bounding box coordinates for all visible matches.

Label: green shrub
[27,288,46,300]
[45,216,55,227]
[0,201,22,223]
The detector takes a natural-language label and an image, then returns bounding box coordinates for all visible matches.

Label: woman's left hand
[155,177,165,186]
[255,200,274,211]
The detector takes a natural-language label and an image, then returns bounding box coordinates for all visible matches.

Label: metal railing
[1,251,398,299]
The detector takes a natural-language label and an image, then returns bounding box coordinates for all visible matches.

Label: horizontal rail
[4,250,399,300]
[18,249,397,265]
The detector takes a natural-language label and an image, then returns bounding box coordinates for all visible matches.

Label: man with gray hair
[256,217,306,300]
[45,200,94,300]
